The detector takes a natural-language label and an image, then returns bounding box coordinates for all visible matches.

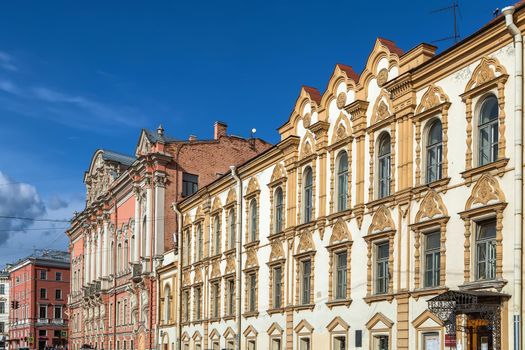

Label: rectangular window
[40,288,47,299]
[300,337,311,350]
[249,273,256,312]
[0,284,4,295]
[227,278,235,316]
[375,242,389,295]
[226,340,235,350]
[39,305,47,319]
[183,290,189,322]
[271,338,281,350]
[0,302,4,314]
[55,272,62,281]
[212,282,219,318]
[247,340,256,350]
[476,219,497,280]
[424,231,441,288]
[301,259,311,305]
[55,289,62,300]
[273,266,282,309]
[116,301,120,325]
[38,329,46,337]
[54,306,62,319]
[374,335,389,350]
[333,336,347,350]
[335,251,347,299]
[195,287,201,320]
[40,270,47,280]
[422,332,440,350]
[182,173,199,197]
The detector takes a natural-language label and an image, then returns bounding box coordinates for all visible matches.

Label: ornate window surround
[243,247,259,318]
[223,254,236,321]
[294,229,316,310]
[326,219,353,308]
[363,205,396,303]
[224,188,237,254]
[297,133,317,226]
[181,215,193,270]
[294,319,314,350]
[244,177,261,247]
[412,310,444,350]
[243,326,258,350]
[326,316,350,350]
[459,173,507,291]
[413,84,451,191]
[268,163,287,237]
[209,259,222,322]
[410,190,449,299]
[328,113,353,219]
[366,312,394,350]
[367,90,396,206]
[192,331,202,350]
[267,322,284,350]
[460,56,509,182]
[210,197,223,259]
[192,275,203,324]
[267,238,286,315]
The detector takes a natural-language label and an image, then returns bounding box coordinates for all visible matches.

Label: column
[102,221,109,277]
[133,188,140,263]
[91,233,96,282]
[154,174,166,257]
[145,183,152,259]
[97,228,102,279]
[86,239,91,284]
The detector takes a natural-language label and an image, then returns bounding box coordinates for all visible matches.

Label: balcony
[37,318,49,324]
[131,263,142,283]
[51,318,65,325]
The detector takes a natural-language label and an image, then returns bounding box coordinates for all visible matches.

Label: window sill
[208,253,222,260]
[326,210,352,224]
[366,194,396,210]
[326,299,352,309]
[209,317,221,323]
[295,221,316,232]
[223,248,236,256]
[266,307,285,315]
[461,158,509,183]
[223,315,235,321]
[363,293,395,304]
[410,286,449,300]
[243,311,259,319]
[459,278,508,292]
[294,303,315,312]
[412,177,451,195]
[244,240,259,249]
[191,320,203,325]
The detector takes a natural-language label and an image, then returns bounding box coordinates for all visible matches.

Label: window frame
[425,119,443,184]
[377,133,391,199]
[477,95,499,167]
[336,151,349,212]
[303,166,313,223]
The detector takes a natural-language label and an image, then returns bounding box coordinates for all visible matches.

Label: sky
[0,0,508,267]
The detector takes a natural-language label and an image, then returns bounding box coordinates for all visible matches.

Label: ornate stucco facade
[159,5,525,350]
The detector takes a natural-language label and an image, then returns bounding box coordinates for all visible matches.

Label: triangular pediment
[294,319,314,334]
[366,312,394,330]
[243,325,258,337]
[267,322,283,336]
[327,316,350,332]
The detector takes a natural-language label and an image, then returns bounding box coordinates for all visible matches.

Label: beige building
[157,4,525,350]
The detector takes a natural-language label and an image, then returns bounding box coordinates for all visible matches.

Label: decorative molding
[465,173,505,210]
[415,190,448,222]
[368,205,395,235]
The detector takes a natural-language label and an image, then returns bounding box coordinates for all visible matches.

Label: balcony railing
[37,318,49,324]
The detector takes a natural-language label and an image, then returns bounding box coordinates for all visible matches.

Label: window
[55,272,62,281]
[375,242,389,294]
[182,173,198,197]
[40,288,47,299]
[0,322,4,333]
[426,120,443,183]
[40,270,47,280]
[300,338,311,350]
[271,338,281,350]
[227,278,235,316]
[196,224,203,261]
[337,151,349,211]
[229,208,236,250]
[422,332,440,350]
[164,286,171,322]
[55,289,62,300]
[182,290,190,322]
[38,329,46,337]
[248,272,256,312]
[333,336,347,350]
[0,284,5,295]
[303,167,313,223]
[211,281,220,318]
[247,340,256,350]
[116,301,121,325]
[0,303,4,314]
[374,335,389,350]
[301,259,311,305]
[184,229,191,266]
[54,306,62,319]
[273,266,282,308]
[226,340,235,350]
[424,231,441,288]
[335,251,347,299]
[249,199,257,242]
[476,219,497,280]
[213,215,221,255]
[378,134,391,198]
[39,305,47,318]
[274,187,284,233]
[195,286,202,320]
[478,95,499,166]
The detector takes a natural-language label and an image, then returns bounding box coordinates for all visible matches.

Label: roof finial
[157,124,164,137]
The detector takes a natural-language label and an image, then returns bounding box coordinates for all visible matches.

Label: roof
[302,86,322,104]
[336,63,359,82]
[8,249,70,271]
[378,37,404,56]
[143,128,178,144]
[101,150,136,166]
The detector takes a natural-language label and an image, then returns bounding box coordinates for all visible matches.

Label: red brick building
[67,122,271,350]
[8,250,70,350]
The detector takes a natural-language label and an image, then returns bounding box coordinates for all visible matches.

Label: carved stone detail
[466,173,505,210]
[296,229,315,254]
[376,68,388,87]
[415,190,448,222]
[336,92,347,109]
[368,205,395,235]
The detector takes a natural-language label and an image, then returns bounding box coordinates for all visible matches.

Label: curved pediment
[296,229,315,254]
[466,173,506,210]
[270,163,287,183]
[465,56,508,92]
[211,196,222,213]
[371,90,393,124]
[245,176,260,197]
[269,239,285,262]
[415,190,448,222]
[330,219,352,245]
[299,132,316,160]
[331,112,352,145]
[226,187,237,206]
[368,206,395,235]
[416,84,449,114]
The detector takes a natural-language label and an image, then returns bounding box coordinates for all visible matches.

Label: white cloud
[0,79,22,96]
[0,51,18,72]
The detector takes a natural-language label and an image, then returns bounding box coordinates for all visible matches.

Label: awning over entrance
[427,290,509,350]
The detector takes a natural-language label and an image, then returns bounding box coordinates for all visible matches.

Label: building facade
[0,269,9,349]
[67,123,271,350]
[8,250,70,350]
[160,5,525,350]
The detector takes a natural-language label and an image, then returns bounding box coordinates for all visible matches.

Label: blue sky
[0,0,506,266]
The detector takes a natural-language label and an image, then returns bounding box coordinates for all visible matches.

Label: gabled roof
[377,37,404,56]
[302,86,322,105]
[143,128,178,144]
[336,63,359,82]
[101,150,136,166]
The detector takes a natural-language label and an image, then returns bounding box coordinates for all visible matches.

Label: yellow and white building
[157,4,525,350]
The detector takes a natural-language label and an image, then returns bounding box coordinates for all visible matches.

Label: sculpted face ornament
[377,68,389,87]
[336,92,347,109]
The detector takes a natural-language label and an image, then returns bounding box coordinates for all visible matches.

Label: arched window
[249,199,257,242]
[478,95,499,166]
[109,241,114,274]
[124,240,129,269]
[141,217,147,257]
[164,285,171,323]
[130,234,135,263]
[336,151,349,211]
[229,208,236,249]
[196,223,203,261]
[213,215,220,255]
[117,243,122,272]
[185,229,191,265]
[426,120,443,183]
[378,134,391,199]
[274,187,284,233]
[303,167,313,223]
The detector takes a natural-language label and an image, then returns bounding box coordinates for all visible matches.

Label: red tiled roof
[336,63,359,82]
[302,85,322,104]
[378,37,404,56]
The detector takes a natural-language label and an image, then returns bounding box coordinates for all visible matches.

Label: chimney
[214,121,227,140]
[189,135,197,142]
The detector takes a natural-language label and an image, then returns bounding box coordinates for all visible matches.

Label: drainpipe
[502,6,523,350]
[230,166,243,350]
[172,203,183,350]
